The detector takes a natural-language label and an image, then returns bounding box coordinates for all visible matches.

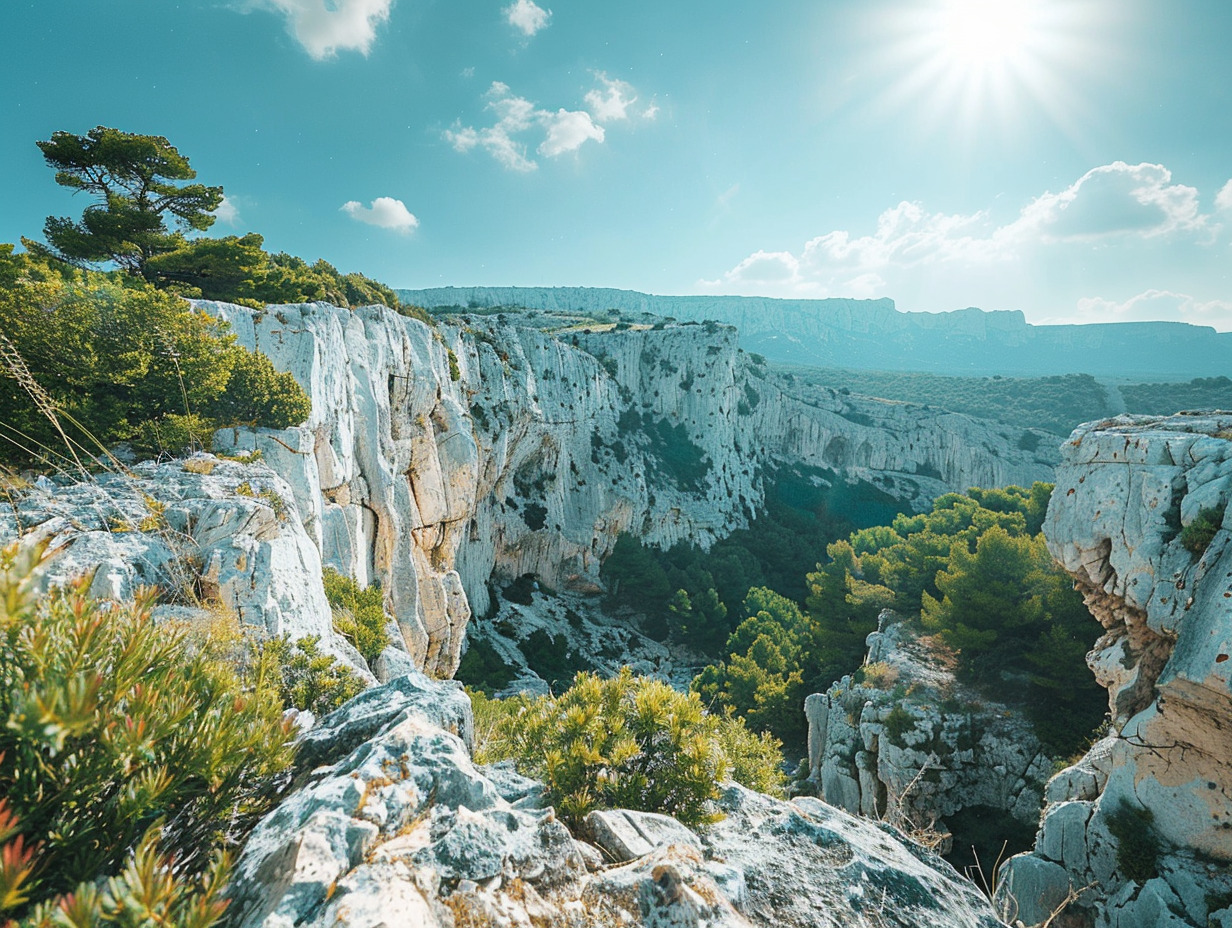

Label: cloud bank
[341,197,419,233]
[704,161,1232,327]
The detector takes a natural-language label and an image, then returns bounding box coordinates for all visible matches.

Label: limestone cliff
[998,414,1232,928]
[0,301,1054,680]
[805,612,1051,861]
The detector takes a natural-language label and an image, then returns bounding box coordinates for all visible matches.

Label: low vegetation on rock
[0,542,295,926]
[472,668,785,828]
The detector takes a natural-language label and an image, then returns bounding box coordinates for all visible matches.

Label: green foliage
[1120,376,1232,416]
[692,588,811,746]
[687,483,1102,758]
[455,636,516,695]
[477,669,785,828]
[1180,504,1226,556]
[447,348,461,381]
[600,465,888,652]
[38,127,223,276]
[666,587,729,653]
[519,629,589,691]
[3,826,231,928]
[321,567,390,665]
[0,542,294,920]
[1105,801,1160,884]
[251,635,366,717]
[34,127,403,314]
[882,705,917,748]
[0,248,310,466]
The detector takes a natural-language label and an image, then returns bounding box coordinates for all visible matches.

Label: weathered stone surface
[584,809,701,862]
[1001,414,1232,928]
[230,677,1009,928]
[808,612,1051,852]
[0,455,368,672]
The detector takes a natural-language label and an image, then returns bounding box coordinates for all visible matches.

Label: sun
[867,0,1099,144]
[938,0,1038,72]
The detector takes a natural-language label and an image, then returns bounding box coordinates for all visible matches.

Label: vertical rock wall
[998,414,1232,928]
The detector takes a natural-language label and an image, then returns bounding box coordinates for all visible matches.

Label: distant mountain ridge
[397,286,1232,379]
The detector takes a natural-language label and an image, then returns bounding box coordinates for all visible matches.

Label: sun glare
[868,0,1101,147]
[940,0,1036,70]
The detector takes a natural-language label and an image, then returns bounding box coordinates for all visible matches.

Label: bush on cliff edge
[0,542,295,925]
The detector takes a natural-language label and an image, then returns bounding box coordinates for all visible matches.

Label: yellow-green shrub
[0,542,295,920]
[476,668,785,829]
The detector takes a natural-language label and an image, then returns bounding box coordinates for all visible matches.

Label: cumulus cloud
[1216,179,1232,213]
[539,109,604,156]
[212,196,240,226]
[445,81,607,171]
[340,197,419,233]
[256,0,393,59]
[1073,290,1232,327]
[1011,162,1205,242]
[585,73,638,122]
[503,0,550,36]
[709,162,1221,300]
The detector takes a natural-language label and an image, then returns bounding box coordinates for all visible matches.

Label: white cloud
[212,196,240,226]
[1216,179,1232,213]
[585,73,637,122]
[341,197,419,233]
[258,0,393,59]
[710,162,1221,300]
[1011,162,1205,242]
[1073,290,1232,328]
[539,109,604,156]
[445,81,605,171]
[503,0,550,36]
[642,103,660,120]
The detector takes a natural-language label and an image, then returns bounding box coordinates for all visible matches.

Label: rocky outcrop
[227,672,1006,928]
[998,414,1232,928]
[1,301,1052,679]
[0,454,373,673]
[806,612,1051,857]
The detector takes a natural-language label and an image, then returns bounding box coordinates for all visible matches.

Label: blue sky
[4,0,1232,328]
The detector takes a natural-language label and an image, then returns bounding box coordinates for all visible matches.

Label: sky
[3,0,1232,329]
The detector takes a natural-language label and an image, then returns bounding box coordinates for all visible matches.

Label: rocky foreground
[226,671,1003,928]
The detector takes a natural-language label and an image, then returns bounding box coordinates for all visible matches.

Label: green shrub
[1106,800,1160,884]
[883,705,917,748]
[1180,504,1226,556]
[478,668,785,828]
[0,541,294,919]
[252,635,366,716]
[0,248,310,467]
[322,567,390,665]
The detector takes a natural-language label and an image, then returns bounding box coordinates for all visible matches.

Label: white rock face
[207,303,1052,676]
[2,301,1053,679]
[807,612,1051,854]
[227,673,1007,928]
[0,455,371,675]
[998,414,1232,928]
